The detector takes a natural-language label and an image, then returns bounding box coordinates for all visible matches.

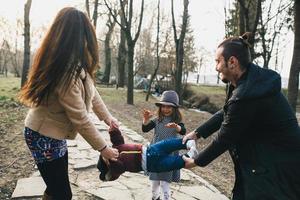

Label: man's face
[215,47,231,84]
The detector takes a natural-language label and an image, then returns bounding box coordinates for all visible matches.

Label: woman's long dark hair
[19,7,99,106]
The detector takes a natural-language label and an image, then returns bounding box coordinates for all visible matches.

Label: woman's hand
[105,117,119,130]
[110,118,119,130]
[100,146,119,161]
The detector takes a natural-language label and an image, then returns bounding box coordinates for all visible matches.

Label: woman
[18,7,119,200]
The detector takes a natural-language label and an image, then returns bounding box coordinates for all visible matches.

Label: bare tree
[92,0,99,28]
[237,0,261,60]
[257,0,292,68]
[104,0,144,105]
[10,20,24,77]
[21,0,32,87]
[0,40,10,76]
[85,0,91,18]
[146,0,160,101]
[117,11,127,88]
[102,14,116,83]
[171,0,189,105]
[287,0,300,112]
[226,0,292,71]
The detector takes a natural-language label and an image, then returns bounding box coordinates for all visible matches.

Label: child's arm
[142,109,155,132]
[142,120,155,132]
[178,123,186,135]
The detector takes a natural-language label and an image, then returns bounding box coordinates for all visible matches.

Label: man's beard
[218,72,229,83]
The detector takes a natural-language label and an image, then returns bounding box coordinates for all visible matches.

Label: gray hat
[155,90,179,107]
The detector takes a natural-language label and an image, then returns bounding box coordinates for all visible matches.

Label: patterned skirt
[24,127,67,164]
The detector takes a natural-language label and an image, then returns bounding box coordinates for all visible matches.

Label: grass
[0,76,21,101]
[97,87,158,105]
[188,83,226,95]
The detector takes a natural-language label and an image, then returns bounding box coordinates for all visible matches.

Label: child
[97,128,198,182]
[142,90,189,200]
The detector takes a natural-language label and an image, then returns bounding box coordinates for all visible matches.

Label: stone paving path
[11,114,229,200]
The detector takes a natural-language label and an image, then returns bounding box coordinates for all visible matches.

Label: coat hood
[230,63,281,101]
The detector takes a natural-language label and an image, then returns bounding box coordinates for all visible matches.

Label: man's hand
[183,155,196,169]
[182,131,198,144]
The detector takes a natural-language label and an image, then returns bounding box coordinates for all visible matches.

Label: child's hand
[142,109,153,122]
[165,122,178,128]
[165,122,181,132]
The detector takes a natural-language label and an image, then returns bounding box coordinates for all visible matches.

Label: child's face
[160,105,174,116]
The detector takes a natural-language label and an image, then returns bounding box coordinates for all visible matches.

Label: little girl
[142,90,188,200]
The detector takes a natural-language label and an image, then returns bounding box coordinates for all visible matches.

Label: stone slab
[11,177,46,199]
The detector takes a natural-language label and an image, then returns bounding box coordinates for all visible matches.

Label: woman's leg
[24,127,71,200]
[161,181,170,200]
[37,152,72,200]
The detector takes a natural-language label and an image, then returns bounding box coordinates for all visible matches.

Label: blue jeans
[146,138,186,172]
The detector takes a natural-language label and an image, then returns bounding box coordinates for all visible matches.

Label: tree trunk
[287,0,300,112]
[102,19,116,84]
[85,0,90,19]
[21,0,32,87]
[238,0,261,61]
[171,0,189,105]
[127,43,134,105]
[239,0,246,34]
[104,0,144,104]
[146,0,160,101]
[117,8,127,88]
[92,0,99,28]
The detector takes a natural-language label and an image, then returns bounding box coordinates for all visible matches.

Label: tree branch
[171,0,178,42]
[133,0,144,43]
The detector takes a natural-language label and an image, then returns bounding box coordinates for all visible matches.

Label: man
[183,32,300,200]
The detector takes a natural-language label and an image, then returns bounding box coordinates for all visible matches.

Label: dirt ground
[0,101,36,200]
[0,89,234,199]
